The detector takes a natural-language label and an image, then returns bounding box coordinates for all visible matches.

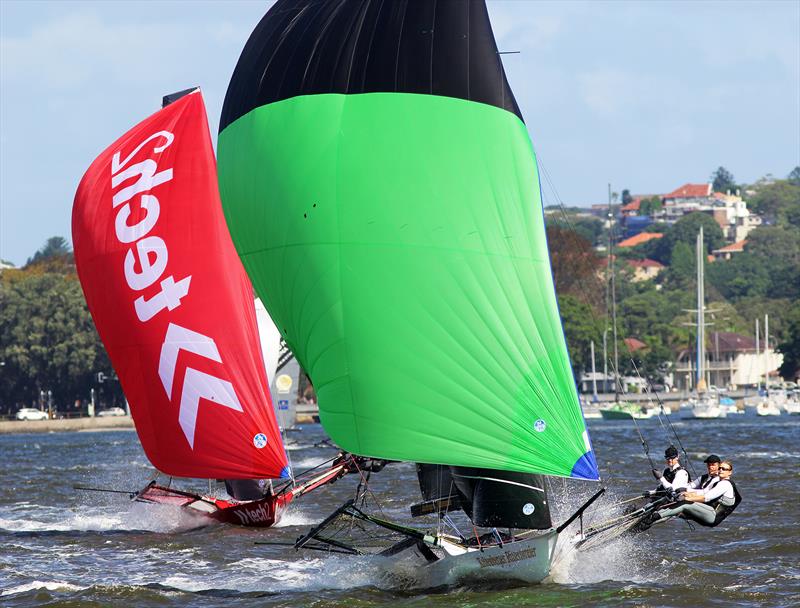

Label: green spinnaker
[218,92,596,479]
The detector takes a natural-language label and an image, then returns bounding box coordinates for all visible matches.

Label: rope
[537,156,699,480]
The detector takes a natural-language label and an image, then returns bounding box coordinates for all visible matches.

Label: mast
[608,184,620,401]
[755,318,760,392]
[764,314,769,393]
[696,227,707,393]
[590,340,598,401]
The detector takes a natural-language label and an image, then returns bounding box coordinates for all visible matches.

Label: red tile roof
[663,183,712,199]
[625,337,647,352]
[621,199,641,212]
[709,332,756,353]
[714,240,748,253]
[617,232,663,248]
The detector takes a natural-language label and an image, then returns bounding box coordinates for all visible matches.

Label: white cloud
[0,10,250,91]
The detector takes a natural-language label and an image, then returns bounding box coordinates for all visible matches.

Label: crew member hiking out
[652,445,691,491]
[645,459,741,528]
[687,454,721,492]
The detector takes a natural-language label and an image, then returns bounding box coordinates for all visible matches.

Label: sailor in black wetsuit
[651,460,741,527]
[652,445,691,491]
[687,454,721,492]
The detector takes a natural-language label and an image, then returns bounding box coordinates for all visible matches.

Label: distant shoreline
[0,416,135,435]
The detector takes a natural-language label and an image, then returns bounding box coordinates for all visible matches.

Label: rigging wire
[536,155,692,476]
[629,358,698,478]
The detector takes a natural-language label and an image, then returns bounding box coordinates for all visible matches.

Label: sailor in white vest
[687,454,721,492]
[651,445,690,491]
[649,460,740,528]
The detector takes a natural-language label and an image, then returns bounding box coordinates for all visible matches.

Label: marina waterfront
[1,417,797,607]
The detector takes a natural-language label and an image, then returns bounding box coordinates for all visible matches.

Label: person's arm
[691,480,730,503]
[672,469,690,490]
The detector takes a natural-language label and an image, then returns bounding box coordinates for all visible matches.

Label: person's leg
[656,502,690,520]
[677,502,717,526]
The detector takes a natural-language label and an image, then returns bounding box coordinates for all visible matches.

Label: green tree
[665,241,695,288]
[558,294,603,376]
[0,271,115,410]
[711,166,736,193]
[26,236,73,265]
[747,180,800,226]
[639,196,663,216]
[734,297,794,345]
[649,212,725,264]
[706,253,770,300]
[621,189,633,205]
[746,226,800,264]
[788,166,800,186]
[777,302,800,381]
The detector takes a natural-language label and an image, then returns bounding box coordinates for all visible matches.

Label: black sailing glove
[651,468,661,480]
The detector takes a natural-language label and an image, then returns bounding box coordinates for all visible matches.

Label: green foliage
[571,217,605,248]
[787,166,800,186]
[0,270,117,409]
[648,212,725,264]
[777,302,800,380]
[734,297,794,345]
[665,241,695,289]
[638,196,663,216]
[747,179,800,226]
[711,166,736,193]
[706,226,800,303]
[705,301,748,336]
[706,253,770,300]
[746,226,800,265]
[557,294,603,376]
[621,189,632,205]
[26,236,73,266]
[545,213,605,248]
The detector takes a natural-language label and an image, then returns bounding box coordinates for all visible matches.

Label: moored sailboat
[217,0,601,584]
[679,227,724,420]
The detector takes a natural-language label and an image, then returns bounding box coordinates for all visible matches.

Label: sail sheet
[73,91,289,479]
[217,0,598,480]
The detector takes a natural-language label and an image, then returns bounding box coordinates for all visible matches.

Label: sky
[1,0,798,267]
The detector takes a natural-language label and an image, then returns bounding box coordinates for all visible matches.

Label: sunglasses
[719,467,732,471]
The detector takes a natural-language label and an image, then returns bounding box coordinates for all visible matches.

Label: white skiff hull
[381,530,558,588]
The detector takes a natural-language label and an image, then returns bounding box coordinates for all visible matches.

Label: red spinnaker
[72,91,289,479]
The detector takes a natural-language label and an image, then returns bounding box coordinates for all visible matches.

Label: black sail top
[220,0,521,131]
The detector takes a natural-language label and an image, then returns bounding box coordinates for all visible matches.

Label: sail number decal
[111,130,243,450]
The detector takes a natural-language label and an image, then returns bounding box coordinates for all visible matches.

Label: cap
[703,454,721,464]
[664,446,679,459]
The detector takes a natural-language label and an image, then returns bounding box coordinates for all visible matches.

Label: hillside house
[674,331,783,390]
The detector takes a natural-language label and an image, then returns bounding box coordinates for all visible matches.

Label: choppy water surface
[1,418,797,607]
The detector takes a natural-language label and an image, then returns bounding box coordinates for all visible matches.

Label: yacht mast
[696,227,707,393]
[608,184,620,401]
[764,314,769,393]
[755,318,760,392]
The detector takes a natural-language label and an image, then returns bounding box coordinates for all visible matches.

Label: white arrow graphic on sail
[177,367,242,449]
[159,322,243,448]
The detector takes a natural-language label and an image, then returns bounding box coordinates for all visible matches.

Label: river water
[1,417,797,607]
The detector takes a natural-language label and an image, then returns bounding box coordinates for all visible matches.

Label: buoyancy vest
[662,465,692,485]
[698,474,719,489]
[710,480,742,526]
